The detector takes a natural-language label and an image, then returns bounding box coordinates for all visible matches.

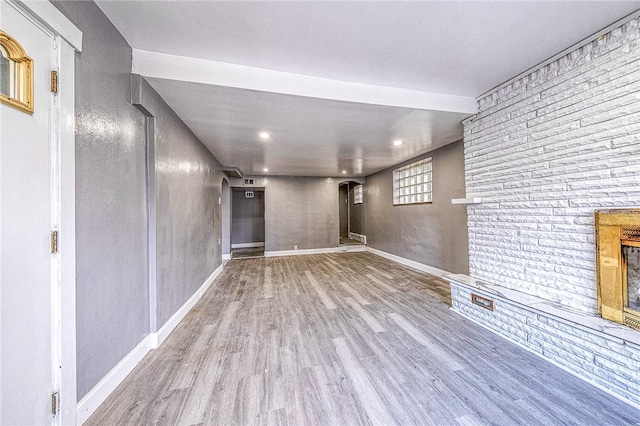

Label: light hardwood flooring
[86,253,640,425]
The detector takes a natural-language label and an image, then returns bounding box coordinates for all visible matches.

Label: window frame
[0,30,34,115]
[392,157,433,206]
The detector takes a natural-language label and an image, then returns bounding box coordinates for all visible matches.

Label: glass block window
[393,157,432,205]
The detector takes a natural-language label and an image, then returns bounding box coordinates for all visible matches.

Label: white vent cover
[245,191,254,198]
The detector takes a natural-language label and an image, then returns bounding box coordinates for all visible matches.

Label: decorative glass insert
[353,184,363,204]
[0,31,34,114]
[0,44,10,97]
[393,157,432,205]
[623,245,640,312]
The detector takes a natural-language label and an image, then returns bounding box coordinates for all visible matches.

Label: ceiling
[96,1,640,177]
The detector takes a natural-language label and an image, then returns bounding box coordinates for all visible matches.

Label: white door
[1,3,58,425]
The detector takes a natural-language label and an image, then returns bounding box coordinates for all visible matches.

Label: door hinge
[51,71,58,93]
[51,391,59,416]
[51,230,58,254]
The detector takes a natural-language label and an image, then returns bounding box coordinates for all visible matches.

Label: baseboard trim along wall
[154,264,224,347]
[231,242,265,249]
[76,264,224,425]
[348,232,367,244]
[265,245,366,257]
[365,246,452,278]
[76,334,154,424]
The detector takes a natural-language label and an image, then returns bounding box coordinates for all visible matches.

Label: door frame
[339,182,350,238]
[221,178,231,259]
[6,1,82,423]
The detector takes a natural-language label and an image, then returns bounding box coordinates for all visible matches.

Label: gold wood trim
[0,30,34,114]
[595,209,640,330]
[623,310,640,332]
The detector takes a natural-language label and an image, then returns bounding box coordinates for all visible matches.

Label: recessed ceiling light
[259,132,271,140]
[392,139,404,146]
[262,168,269,172]
[341,170,348,174]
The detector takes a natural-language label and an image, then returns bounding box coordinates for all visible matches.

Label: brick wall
[464,17,640,313]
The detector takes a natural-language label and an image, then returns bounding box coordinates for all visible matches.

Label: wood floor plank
[332,337,398,425]
[85,252,640,426]
[388,312,465,371]
[339,280,371,305]
[366,264,394,280]
[366,273,399,293]
[264,265,274,299]
[344,296,386,333]
[304,270,339,310]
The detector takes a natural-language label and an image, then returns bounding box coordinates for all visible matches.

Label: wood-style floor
[86,253,640,425]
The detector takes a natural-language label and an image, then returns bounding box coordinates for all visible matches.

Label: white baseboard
[265,247,336,257]
[231,242,265,249]
[336,244,366,253]
[76,335,154,424]
[265,245,368,257]
[365,246,452,278]
[348,232,367,244]
[264,247,332,257]
[154,264,223,347]
[76,263,224,425]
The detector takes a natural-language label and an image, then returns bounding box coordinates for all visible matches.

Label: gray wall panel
[133,77,223,329]
[231,176,339,251]
[365,140,469,274]
[52,1,149,400]
[265,177,339,251]
[53,2,224,400]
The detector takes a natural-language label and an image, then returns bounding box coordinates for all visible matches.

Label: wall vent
[245,191,254,198]
[244,178,254,185]
[471,293,494,311]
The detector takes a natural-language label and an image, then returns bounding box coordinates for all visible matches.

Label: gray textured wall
[230,176,340,251]
[52,1,149,400]
[232,189,265,245]
[53,1,223,400]
[365,140,469,274]
[265,176,339,251]
[133,77,223,329]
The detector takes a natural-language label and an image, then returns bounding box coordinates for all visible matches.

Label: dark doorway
[231,187,265,258]
[339,183,349,238]
[338,181,365,245]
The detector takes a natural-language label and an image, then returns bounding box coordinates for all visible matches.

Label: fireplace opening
[595,209,640,331]
[622,244,640,312]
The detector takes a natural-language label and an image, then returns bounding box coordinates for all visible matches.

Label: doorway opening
[221,178,231,261]
[231,187,265,258]
[338,181,366,246]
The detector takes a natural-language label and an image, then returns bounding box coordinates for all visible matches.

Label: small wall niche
[0,31,34,114]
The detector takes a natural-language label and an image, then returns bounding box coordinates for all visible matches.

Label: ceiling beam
[132,49,478,115]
